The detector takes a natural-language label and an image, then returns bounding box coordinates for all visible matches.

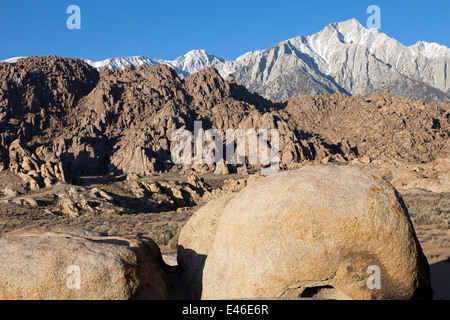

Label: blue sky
[0,0,449,61]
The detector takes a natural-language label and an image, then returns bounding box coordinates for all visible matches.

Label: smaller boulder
[0,226,168,300]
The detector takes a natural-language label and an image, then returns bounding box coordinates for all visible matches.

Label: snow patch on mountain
[83,56,156,70]
[2,57,27,64]
[409,41,450,59]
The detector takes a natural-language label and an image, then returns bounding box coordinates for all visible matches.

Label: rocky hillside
[0,56,98,152]
[0,56,448,189]
[280,93,450,163]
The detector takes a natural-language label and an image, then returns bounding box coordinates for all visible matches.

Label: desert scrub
[148,223,178,245]
[114,209,124,215]
[168,228,182,249]
[403,191,450,230]
[440,231,450,248]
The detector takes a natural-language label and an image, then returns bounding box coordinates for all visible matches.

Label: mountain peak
[186,49,207,56]
[321,18,386,49]
[174,49,224,64]
[333,18,364,29]
[181,49,208,60]
[329,18,367,36]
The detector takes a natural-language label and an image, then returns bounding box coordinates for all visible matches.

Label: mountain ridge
[3,19,450,103]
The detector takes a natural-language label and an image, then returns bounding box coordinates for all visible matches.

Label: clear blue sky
[1,0,449,61]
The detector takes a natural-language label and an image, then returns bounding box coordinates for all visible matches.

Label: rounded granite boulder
[196,165,432,300]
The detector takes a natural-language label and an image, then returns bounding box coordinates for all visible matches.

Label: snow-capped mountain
[3,19,450,103]
[84,55,157,70]
[163,49,236,78]
[2,57,27,64]
[81,19,450,102]
[233,18,450,102]
[81,50,242,79]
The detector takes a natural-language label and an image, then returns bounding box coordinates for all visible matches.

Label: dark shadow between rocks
[430,259,450,300]
[174,245,207,300]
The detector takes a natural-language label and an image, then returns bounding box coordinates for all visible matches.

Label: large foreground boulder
[180,165,432,300]
[177,192,236,299]
[0,226,168,300]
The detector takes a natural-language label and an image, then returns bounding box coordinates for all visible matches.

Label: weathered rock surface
[0,226,168,300]
[0,151,7,172]
[196,166,432,300]
[0,169,234,219]
[177,192,236,299]
[53,186,120,217]
[8,139,69,190]
[281,92,450,164]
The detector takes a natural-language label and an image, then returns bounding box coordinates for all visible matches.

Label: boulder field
[0,165,433,300]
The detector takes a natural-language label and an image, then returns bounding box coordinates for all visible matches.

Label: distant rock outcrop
[281,93,450,164]
[8,139,69,190]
